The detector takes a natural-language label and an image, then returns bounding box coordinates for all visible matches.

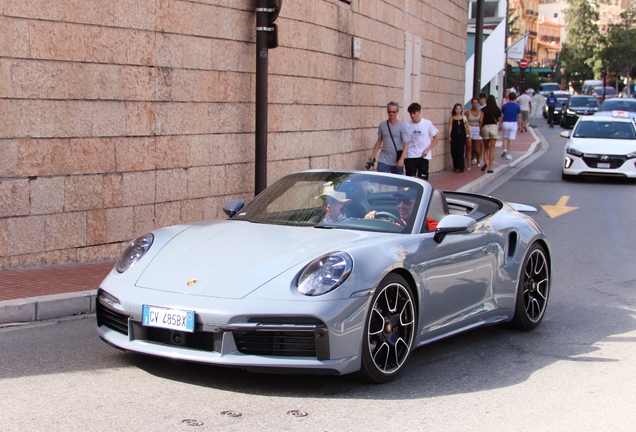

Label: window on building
[469,0,499,19]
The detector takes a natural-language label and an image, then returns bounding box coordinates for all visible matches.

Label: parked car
[597,98,636,121]
[561,95,600,129]
[589,86,617,103]
[96,170,552,383]
[543,91,571,121]
[538,82,561,96]
[561,112,636,180]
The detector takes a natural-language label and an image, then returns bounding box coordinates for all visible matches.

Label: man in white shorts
[499,92,522,160]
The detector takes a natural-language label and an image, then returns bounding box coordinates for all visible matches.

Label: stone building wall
[0,0,468,269]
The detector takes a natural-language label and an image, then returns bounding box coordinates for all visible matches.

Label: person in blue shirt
[500,92,522,160]
[546,92,557,128]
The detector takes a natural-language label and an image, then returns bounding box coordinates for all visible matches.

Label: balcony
[525,9,539,17]
[540,35,561,43]
[529,30,538,37]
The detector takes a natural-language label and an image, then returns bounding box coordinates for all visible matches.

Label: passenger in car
[319,189,352,223]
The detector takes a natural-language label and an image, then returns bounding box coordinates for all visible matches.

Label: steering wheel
[374,211,405,227]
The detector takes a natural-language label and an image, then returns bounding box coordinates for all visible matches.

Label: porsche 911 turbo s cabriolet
[97,170,551,383]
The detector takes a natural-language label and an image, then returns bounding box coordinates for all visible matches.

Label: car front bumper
[96,281,370,375]
[563,154,636,178]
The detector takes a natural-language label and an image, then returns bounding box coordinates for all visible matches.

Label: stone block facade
[0,0,468,269]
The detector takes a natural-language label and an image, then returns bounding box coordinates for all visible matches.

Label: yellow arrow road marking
[541,196,579,219]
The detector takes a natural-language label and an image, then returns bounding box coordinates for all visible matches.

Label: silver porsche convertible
[97,170,551,383]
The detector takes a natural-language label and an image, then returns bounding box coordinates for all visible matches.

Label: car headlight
[116,233,154,273]
[566,146,583,157]
[627,151,636,159]
[297,252,353,296]
[566,109,576,115]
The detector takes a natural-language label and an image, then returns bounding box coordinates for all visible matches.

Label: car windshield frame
[572,119,636,140]
[569,97,599,108]
[232,171,428,234]
[599,99,636,112]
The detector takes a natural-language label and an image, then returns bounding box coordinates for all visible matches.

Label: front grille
[96,299,129,335]
[233,330,317,358]
[130,322,220,352]
[582,155,629,169]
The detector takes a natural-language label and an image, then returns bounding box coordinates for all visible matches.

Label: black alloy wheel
[510,243,550,330]
[357,273,416,383]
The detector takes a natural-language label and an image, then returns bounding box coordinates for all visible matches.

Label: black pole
[255,0,270,196]
[473,0,485,98]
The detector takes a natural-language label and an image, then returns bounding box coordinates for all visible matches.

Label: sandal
[487,170,494,173]
[481,164,487,172]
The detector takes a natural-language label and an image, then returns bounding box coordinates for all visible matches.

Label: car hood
[136,221,376,299]
[568,138,636,154]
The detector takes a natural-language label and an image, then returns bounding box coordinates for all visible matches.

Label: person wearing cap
[364,188,427,228]
[320,189,351,223]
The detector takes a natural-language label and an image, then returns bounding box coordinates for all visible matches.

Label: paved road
[1,122,635,431]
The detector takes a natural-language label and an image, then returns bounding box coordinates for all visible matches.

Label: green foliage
[561,0,601,90]
[603,8,636,81]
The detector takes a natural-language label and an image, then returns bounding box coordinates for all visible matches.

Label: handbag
[463,118,470,134]
[386,121,403,162]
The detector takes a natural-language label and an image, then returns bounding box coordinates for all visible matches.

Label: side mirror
[433,215,476,244]
[222,199,245,218]
[560,131,570,138]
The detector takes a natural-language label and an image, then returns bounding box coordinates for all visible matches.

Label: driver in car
[364,188,438,229]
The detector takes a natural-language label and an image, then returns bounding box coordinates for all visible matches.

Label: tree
[560,0,600,93]
[604,8,636,95]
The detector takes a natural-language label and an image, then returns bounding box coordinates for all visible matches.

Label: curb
[0,290,97,326]
[457,127,540,193]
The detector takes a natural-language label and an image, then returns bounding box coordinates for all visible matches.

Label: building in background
[537,14,563,68]
[0,0,468,269]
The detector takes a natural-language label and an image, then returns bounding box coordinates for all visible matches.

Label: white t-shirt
[517,94,532,111]
[405,119,438,160]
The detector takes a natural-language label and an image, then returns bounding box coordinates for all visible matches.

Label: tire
[357,273,416,383]
[510,244,550,330]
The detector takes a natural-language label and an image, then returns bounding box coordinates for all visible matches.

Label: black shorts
[405,158,429,179]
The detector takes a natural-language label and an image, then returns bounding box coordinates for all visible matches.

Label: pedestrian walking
[517,89,532,132]
[466,97,484,169]
[404,102,439,180]
[368,101,409,175]
[448,103,467,173]
[500,92,522,160]
[479,95,501,174]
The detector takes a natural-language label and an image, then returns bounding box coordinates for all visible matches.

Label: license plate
[597,163,610,169]
[142,305,195,332]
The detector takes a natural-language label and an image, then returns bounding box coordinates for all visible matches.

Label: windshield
[233,172,425,233]
[594,87,617,96]
[541,84,560,92]
[569,97,599,108]
[556,97,569,105]
[573,121,636,139]
[599,99,636,112]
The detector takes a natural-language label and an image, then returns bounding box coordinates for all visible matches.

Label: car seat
[423,190,449,232]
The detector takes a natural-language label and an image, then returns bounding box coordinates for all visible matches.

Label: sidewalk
[0,128,541,324]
